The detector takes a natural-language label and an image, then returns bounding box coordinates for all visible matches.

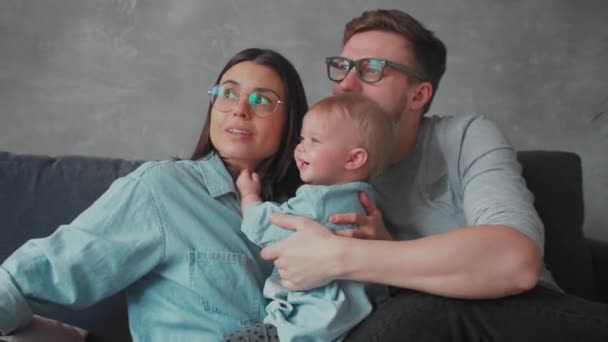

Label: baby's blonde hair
[309,93,396,178]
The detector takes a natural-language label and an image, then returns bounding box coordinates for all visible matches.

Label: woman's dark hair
[189,48,308,200]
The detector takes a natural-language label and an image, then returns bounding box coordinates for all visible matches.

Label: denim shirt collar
[196,153,237,198]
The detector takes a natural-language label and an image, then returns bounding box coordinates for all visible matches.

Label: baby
[235,93,396,342]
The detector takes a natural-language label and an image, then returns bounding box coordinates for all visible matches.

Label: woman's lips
[225,127,252,139]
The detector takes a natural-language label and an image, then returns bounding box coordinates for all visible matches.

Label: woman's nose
[295,142,304,152]
[232,97,253,118]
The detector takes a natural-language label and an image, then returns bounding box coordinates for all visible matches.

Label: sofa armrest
[518,151,596,299]
[588,238,608,303]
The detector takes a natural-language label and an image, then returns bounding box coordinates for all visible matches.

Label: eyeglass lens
[327,57,385,83]
[209,83,280,116]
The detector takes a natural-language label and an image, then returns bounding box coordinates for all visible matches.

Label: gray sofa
[1,150,607,341]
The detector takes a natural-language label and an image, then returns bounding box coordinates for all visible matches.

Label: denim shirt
[0,153,273,341]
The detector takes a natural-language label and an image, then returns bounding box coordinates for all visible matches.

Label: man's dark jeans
[345,286,608,342]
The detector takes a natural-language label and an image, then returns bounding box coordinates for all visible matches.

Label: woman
[0,48,308,341]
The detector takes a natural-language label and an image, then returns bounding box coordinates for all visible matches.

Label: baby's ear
[345,147,368,171]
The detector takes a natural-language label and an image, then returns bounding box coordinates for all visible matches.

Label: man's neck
[391,113,422,163]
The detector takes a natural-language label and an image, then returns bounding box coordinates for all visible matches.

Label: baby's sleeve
[241,185,322,247]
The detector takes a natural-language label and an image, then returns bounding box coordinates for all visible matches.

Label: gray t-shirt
[372,114,559,289]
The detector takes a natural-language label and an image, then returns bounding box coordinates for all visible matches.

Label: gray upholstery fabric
[0,152,142,342]
[0,150,602,341]
[518,151,594,299]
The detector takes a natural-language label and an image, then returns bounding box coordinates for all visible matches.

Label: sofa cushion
[0,151,142,342]
[0,150,597,340]
[517,151,595,299]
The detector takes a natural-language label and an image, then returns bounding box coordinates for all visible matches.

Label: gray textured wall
[1,0,607,240]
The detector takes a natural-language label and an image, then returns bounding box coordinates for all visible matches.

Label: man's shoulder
[424,114,484,134]
[423,114,502,148]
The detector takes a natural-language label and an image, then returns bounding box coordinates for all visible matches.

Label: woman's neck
[222,157,258,180]
[225,163,241,180]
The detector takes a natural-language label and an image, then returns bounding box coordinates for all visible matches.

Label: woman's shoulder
[126,154,232,195]
[126,160,184,178]
[124,159,205,187]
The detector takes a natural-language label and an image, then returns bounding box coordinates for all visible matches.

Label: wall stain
[591,111,606,122]
[590,95,608,123]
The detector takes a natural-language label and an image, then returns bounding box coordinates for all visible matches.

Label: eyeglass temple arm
[387,61,427,81]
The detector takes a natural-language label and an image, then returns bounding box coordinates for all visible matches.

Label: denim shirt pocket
[188,251,261,326]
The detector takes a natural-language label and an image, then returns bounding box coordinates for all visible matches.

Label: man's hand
[236,169,261,206]
[261,213,343,290]
[330,192,393,240]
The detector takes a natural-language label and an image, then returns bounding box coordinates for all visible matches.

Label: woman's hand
[330,191,393,241]
[261,214,343,291]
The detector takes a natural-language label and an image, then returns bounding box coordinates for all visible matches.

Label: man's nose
[334,68,363,93]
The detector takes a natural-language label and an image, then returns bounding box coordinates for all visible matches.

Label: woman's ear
[345,147,368,171]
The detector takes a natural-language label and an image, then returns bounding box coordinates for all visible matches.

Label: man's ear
[345,147,368,171]
[409,82,433,112]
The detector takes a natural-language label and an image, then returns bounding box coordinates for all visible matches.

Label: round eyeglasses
[208,82,284,117]
[325,56,427,84]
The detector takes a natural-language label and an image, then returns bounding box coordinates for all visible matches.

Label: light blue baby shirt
[242,182,388,342]
[0,153,273,341]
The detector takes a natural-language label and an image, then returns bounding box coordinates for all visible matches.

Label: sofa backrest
[0,151,142,342]
[518,150,595,299]
[0,150,597,341]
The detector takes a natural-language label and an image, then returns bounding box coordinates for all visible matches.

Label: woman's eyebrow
[221,79,239,86]
[254,87,279,94]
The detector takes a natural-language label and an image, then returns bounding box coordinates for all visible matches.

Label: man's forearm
[337,225,542,299]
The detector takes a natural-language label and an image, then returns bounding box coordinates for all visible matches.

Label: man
[262,9,608,341]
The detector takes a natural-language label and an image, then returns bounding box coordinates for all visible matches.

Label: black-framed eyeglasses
[325,56,427,84]
[208,82,284,118]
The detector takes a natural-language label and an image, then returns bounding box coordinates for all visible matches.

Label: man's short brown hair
[344,9,447,114]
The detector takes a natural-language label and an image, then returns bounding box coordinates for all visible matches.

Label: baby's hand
[236,169,262,205]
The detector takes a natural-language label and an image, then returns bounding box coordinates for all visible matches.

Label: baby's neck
[308,173,370,186]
